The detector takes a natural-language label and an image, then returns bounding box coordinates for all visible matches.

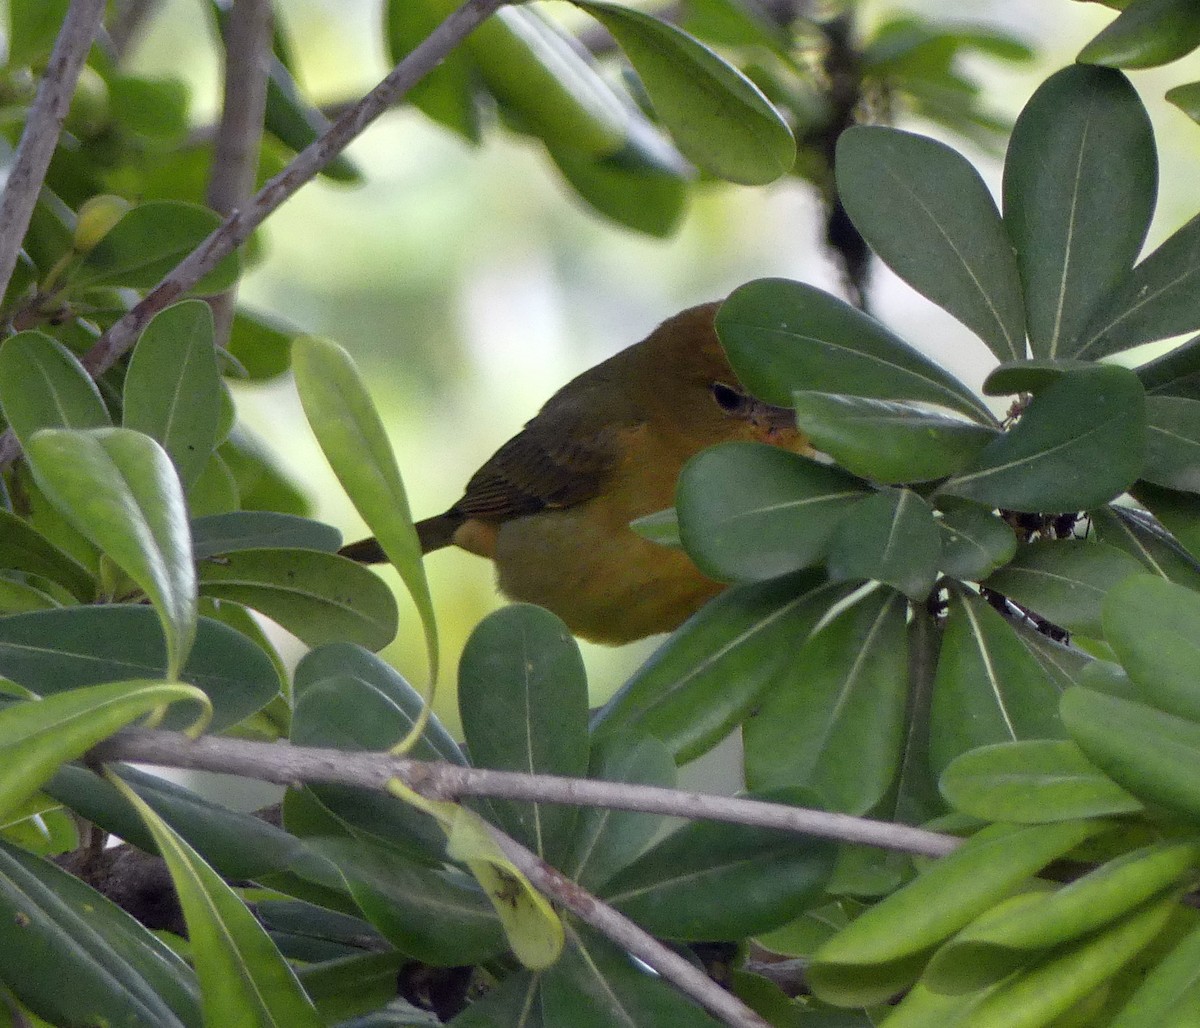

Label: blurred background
[107,0,1200,732]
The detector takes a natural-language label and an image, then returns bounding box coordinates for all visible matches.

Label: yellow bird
[341,302,808,643]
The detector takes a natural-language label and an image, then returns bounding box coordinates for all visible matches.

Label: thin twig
[491,835,769,1028]
[0,0,106,304]
[0,0,508,468]
[108,0,160,61]
[88,728,961,858]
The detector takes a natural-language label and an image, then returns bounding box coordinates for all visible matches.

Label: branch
[89,728,961,858]
[0,0,508,468]
[0,0,106,305]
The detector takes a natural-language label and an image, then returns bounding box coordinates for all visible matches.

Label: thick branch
[89,728,961,858]
[0,0,106,303]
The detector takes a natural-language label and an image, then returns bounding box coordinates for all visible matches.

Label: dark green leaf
[827,489,941,600]
[602,787,836,939]
[937,503,1017,581]
[929,588,1065,773]
[793,393,997,484]
[296,951,409,1024]
[983,358,1097,396]
[7,0,71,67]
[1143,395,1200,492]
[1010,617,1097,692]
[981,539,1144,637]
[197,548,397,651]
[459,604,588,866]
[939,365,1146,513]
[1166,80,1200,123]
[123,301,222,488]
[109,74,189,140]
[0,840,200,1028]
[1135,333,1200,398]
[0,607,278,731]
[1131,483,1200,564]
[1092,502,1200,591]
[191,511,341,559]
[261,63,361,182]
[939,740,1142,822]
[718,279,994,424]
[226,307,296,381]
[676,442,868,582]
[1078,0,1200,68]
[744,589,909,813]
[593,572,847,762]
[1002,66,1155,358]
[837,125,1025,361]
[0,331,111,447]
[1111,920,1200,1025]
[0,508,94,600]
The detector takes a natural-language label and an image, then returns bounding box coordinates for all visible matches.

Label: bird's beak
[748,397,798,438]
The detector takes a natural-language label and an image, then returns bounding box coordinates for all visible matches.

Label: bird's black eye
[710,382,746,414]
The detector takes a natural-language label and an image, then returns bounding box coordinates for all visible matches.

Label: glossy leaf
[593,572,849,762]
[0,840,201,1028]
[718,278,994,424]
[929,588,1065,773]
[1143,395,1200,492]
[981,539,1144,637]
[602,787,836,939]
[574,1,794,184]
[1078,0,1200,68]
[1011,619,1096,692]
[123,301,222,489]
[1062,687,1200,819]
[837,125,1025,361]
[197,548,396,651]
[1093,502,1200,590]
[1002,66,1155,358]
[676,442,868,582]
[0,679,208,823]
[937,503,1017,581]
[744,589,908,813]
[792,393,997,484]
[1135,333,1200,399]
[983,358,1096,397]
[1132,483,1200,564]
[293,336,436,677]
[0,508,94,600]
[807,820,1108,1007]
[1166,80,1200,124]
[0,331,110,446]
[191,511,341,559]
[827,489,941,600]
[25,428,197,677]
[939,365,1146,513]
[0,606,277,731]
[940,740,1143,822]
[458,604,588,867]
[110,776,324,1028]
[73,201,239,294]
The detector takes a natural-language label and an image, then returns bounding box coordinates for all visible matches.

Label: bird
[340,302,810,643]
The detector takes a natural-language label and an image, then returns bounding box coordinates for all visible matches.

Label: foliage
[3,0,1200,1026]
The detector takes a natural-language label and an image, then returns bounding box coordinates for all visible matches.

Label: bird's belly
[492,506,722,644]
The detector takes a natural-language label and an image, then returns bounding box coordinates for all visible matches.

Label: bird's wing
[452,400,628,523]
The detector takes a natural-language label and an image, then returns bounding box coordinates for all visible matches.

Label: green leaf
[1166,80,1200,123]
[1111,920,1200,1026]
[676,442,868,582]
[939,365,1146,513]
[0,840,201,1028]
[929,588,1065,774]
[109,775,324,1028]
[981,539,1145,637]
[827,489,941,600]
[1135,333,1200,399]
[1132,483,1200,564]
[1103,575,1200,722]
[0,331,111,447]
[717,279,994,424]
[458,604,588,867]
[226,307,296,381]
[123,301,222,489]
[1143,395,1200,492]
[1078,0,1200,68]
[983,358,1097,396]
[313,837,506,966]
[807,820,1109,1007]
[292,337,436,678]
[1062,687,1200,819]
[0,508,94,600]
[191,511,340,559]
[26,428,197,678]
[260,63,361,183]
[628,506,682,547]
[574,1,794,185]
[1002,66,1155,358]
[196,548,397,651]
[0,606,279,732]
[109,74,189,141]
[743,589,909,813]
[7,0,71,67]
[1093,502,1200,590]
[602,787,836,939]
[593,572,847,762]
[937,503,1017,581]
[1076,212,1200,359]
[561,735,675,892]
[295,952,410,1024]
[0,575,61,614]
[73,201,240,294]
[0,679,208,823]
[836,125,1026,362]
[1011,617,1097,691]
[939,740,1143,822]
[792,393,998,484]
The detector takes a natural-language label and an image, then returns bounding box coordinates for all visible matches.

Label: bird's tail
[338,513,459,563]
